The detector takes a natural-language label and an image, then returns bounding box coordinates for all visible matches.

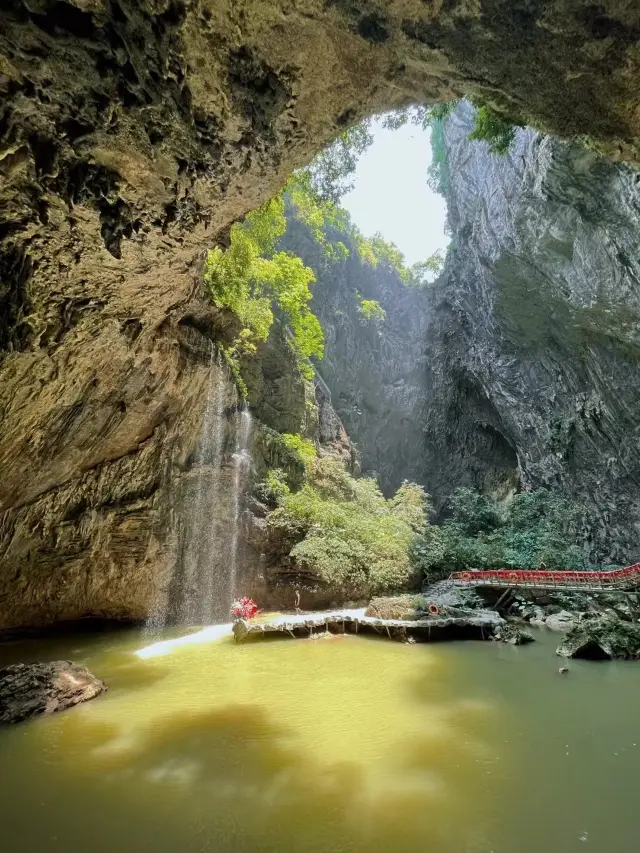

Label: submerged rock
[556,617,640,660]
[0,661,106,725]
[492,624,535,645]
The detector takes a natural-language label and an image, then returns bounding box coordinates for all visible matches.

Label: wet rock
[493,624,535,645]
[233,607,503,644]
[0,661,106,725]
[545,611,577,632]
[421,580,488,612]
[556,616,640,660]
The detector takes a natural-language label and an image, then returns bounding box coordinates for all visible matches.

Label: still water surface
[0,627,639,853]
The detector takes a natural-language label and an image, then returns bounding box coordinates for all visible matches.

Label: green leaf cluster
[287,173,445,287]
[255,468,291,506]
[358,297,386,322]
[410,488,587,584]
[259,429,318,490]
[305,121,374,204]
[268,457,430,593]
[468,103,521,155]
[280,433,317,469]
[204,195,324,388]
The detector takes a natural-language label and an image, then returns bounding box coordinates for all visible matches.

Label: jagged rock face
[423,103,640,562]
[2,1,640,629]
[282,217,429,493]
[0,660,106,725]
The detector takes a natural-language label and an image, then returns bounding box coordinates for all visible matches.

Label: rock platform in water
[0,661,106,725]
[232,607,504,644]
[556,616,640,660]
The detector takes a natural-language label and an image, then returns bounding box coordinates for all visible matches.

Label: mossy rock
[365,595,431,621]
[556,616,640,660]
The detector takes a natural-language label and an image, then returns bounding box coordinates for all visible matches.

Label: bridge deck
[449,563,640,592]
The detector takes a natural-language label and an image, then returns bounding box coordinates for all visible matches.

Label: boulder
[556,616,640,660]
[0,661,106,725]
[492,624,535,645]
[544,611,577,632]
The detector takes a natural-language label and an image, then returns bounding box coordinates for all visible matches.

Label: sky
[341,117,448,267]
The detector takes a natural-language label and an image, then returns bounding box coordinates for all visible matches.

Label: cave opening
[4,5,640,853]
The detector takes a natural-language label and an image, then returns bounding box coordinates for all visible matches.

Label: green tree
[268,457,430,593]
[358,298,386,322]
[205,195,324,388]
[305,121,374,203]
[410,487,587,581]
[411,250,446,285]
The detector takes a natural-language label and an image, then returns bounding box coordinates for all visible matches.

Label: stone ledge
[232,607,503,643]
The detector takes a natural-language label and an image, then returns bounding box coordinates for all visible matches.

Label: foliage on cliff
[304,122,374,204]
[411,488,587,583]
[358,297,386,321]
[388,99,522,200]
[205,195,324,388]
[287,174,443,287]
[266,456,429,592]
[468,104,520,155]
[428,118,451,197]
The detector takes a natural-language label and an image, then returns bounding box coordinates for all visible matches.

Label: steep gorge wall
[281,216,429,494]
[2,1,640,627]
[423,103,640,562]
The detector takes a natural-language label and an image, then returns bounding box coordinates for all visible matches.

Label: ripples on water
[1,627,639,853]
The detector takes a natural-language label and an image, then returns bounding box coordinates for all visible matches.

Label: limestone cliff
[2,1,640,628]
[422,103,640,563]
[282,215,428,494]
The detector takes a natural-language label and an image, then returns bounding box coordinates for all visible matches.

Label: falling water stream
[228,404,253,605]
[179,346,228,625]
[150,346,253,628]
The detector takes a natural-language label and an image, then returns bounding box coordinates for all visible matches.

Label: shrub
[280,433,317,469]
[358,298,386,322]
[255,468,290,506]
[268,457,431,593]
[468,103,520,155]
[411,487,587,580]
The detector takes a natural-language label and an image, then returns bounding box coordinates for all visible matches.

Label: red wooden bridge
[449,563,640,593]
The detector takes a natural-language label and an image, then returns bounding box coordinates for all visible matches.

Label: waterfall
[179,346,227,625]
[147,346,254,630]
[228,405,253,605]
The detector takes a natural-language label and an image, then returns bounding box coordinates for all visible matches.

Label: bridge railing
[449,563,640,590]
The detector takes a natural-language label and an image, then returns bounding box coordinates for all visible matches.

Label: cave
[1,0,640,631]
[3,4,640,851]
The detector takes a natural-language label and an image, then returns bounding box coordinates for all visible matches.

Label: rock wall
[282,216,429,494]
[3,1,640,628]
[422,103,640,562]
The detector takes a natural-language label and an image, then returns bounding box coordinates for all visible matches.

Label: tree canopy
[410,488,588,584]
[204,194,324,390]
[266,456,429,593]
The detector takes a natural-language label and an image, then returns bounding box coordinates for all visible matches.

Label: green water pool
[0,625,638,853]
